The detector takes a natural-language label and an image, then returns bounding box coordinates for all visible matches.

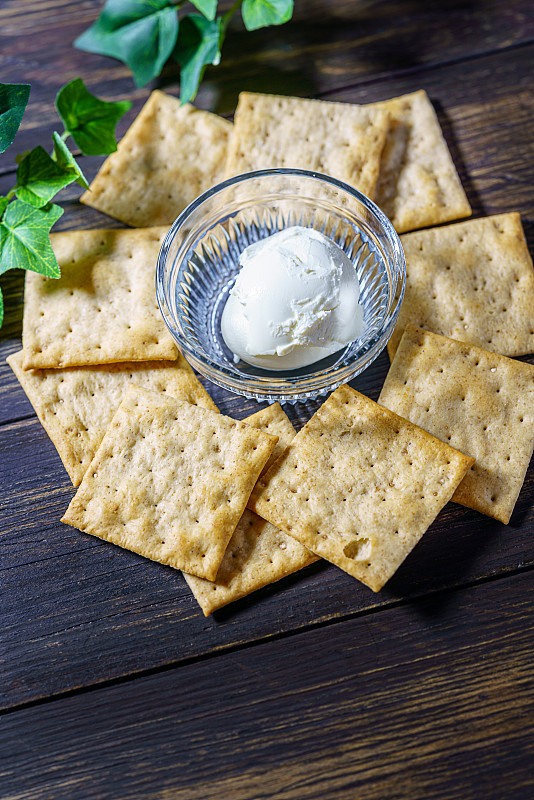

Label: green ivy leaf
[74,0,179,88]
[0,83,30,154]
[0,196,9,216]
[241,0,293,30]
[51,131,90,190]
[15,149,31,165]
[173,14,224,105]
[15,146,77,208]
[189,0,218,21]
[0,200,63,278]
[55,78,132,156]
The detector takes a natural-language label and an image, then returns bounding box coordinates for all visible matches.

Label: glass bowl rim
[155,167,406,403]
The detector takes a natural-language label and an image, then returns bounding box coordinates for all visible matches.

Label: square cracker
[22,227,178,370]
[240,402,298,477]
[7,350,217,486]
[61,387,277,581]
[371,90,471,233]
[379,326,534,524]
[224,92,390,199]
[248,384,473,592]
[388,213,534,359]
[81,91,233,227]
[183,403,318,615]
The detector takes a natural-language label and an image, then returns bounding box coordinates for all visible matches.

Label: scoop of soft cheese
[221,226,364,370]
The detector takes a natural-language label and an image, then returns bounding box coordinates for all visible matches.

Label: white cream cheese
[221,226,364,370]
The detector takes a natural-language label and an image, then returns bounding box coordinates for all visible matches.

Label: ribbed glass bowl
[156,169,405,403]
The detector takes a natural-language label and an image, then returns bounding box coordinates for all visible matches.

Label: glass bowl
[155,169,405,403]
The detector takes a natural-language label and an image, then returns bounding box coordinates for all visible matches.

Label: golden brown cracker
[183,510,318,616]
[81,91,232,227]
[22,227,177,370]
[224,92,390,199]
[240,403,297,476]
[379,326,534,523]
[183,403,318,615]
[61,387,277,581]
[7,350,217,485]
[249,385,473,591]
[389,213,534,359]
[373,90,471,232]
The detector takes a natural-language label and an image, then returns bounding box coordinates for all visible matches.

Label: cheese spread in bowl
[221,225,365,370]
[155,169,405,403]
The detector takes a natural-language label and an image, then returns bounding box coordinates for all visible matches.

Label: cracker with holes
[183,403,318,615]
[22,227,177,370]
[81,91,233,227]
[380,326,534,524]
[388,213,534,359]
[248,385,473,591]
[7,350,217,486]
[224,92,390,198]
[242,402,298,478]
[61,387,277,580]
[371,90,471,233]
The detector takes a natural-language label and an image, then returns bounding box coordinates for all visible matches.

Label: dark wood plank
[0,0,533,173]
[2,404,533,709]
[2,572,533,799]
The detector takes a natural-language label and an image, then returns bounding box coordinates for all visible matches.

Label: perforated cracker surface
[388,213,534,358]
[8,351,217,485]
[183,509,318,616]
[241,403,297,477]
[249,385,473,591]
[183,404,318,616]
[224,92,390,199]
[22,227,177,369]
[81,91,233,227]
[372,90,471,233]
[379,326,534,523]
[61,387,277,580]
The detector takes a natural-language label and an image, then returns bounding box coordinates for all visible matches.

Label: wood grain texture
[2,405,534,709]
[0,0,533,173]
[2,572,533,799]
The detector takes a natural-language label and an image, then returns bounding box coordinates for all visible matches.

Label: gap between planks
[0,37,532,180]
[1,562,532,719]
[316,38,534,101]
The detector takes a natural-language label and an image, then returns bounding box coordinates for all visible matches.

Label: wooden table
[1,2,533,797]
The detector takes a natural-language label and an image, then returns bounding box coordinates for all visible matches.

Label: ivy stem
[223,0,243,27]
[60,130,70,142]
